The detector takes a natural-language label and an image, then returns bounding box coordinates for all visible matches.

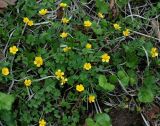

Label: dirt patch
[109,108,144,126]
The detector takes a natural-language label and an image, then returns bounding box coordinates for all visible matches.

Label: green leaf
[0,92,15,111]
[120,77,129,87]
[117,0,129,8]
[128,70,137,85]
[129,77,136,85]
[91,21,103,35]
[126,52,138,69]
[144,76,155,86]
[117,71,129,87]
[94,28,103,35]
[0,110,16,126]
[98,75,115,91]
[109,74,118,84]
[95,113,112,126]
[62,0,71,4]
[96,0,109,13]
[26,34,36,45]
[117,71,126,78]
[86,118,96,126]
[138,88,154,103]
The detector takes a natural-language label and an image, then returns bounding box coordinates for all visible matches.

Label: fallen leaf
[109,0,119,18]
[5,0,17,5]
[0,0,16,13]
[151,19,160,42]
[0,0,8,8]
[144,103,160,126]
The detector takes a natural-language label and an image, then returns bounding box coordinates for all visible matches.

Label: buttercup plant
[0,0,160,126]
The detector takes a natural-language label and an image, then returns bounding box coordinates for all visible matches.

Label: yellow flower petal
[60,32,68,38]
[2,67,9,76]
[59,3,68,8]
[89,95,95,103]
[76,84,84,92]
[39,9,48,15]
[39,119,46,126]
[151,47,158,58]
[9,46,18,55]
[23,17,29,24]
[101,53,110,63]
[84,20,92,27]
[24,79,32,87]
[83,63,92,70]
[34,56,43,67]
[27,20,34,26]
[98,12,104,18]
[85,43,92,49]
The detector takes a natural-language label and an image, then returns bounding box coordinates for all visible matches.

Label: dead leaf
[109,0,119,18]
[0,0,8,8]
[0,0,16,13]
[151,19,160,42]
[0,50,5,62]
[144,103,160,126]
[4,0,16,5]
[56,8,63,19]
[109,0,115,9]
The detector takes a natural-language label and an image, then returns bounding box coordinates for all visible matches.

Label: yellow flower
[63,47,71,52]
[113,23,121,30]
[60,32,68,38]
[101,53,110,62]
[61,18,69,24]
[24,79,32,87]
[76,84,84,92]
[89,95,95,103]
[27,20,34,26]
[55,69,64,79]
[34,56,43,67]
[39,119,46,126]
[84,20,92,28]
[85,43,92,49]
[151,47,158,58]
[123,29,130,36]
[60,77,68,85]
[9,46,18,55]
[59,3,68,8]
[2,67,9,76]
[39,9,48,16]
[23,17,29,24]
[98,12,104,18]
[83,63,92,70]
[23,17,34,26]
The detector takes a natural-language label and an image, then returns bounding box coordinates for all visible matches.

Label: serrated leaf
[144,76,155,85]
[109,74,118,84]
[117,70,129,87]
[96,0,109,13]
[117,71,126,78]
[98,75,115,91]
[95,113,112,126]
[0,92,15,111]
[85,118,96,126]
[138,88,154,103]
[126,52,138,69]
[0,110,16,126]
[128,70,137,85]
[121,77,129,87]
